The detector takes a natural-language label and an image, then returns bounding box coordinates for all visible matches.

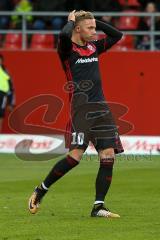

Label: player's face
[78,19,96,42]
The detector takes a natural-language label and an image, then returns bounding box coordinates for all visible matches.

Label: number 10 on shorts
[71,132,84,145]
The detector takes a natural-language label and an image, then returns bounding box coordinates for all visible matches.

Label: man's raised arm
[95,19,123,53]
[58,10,76,55]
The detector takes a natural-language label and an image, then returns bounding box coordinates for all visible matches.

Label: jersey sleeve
[57,21,74,59]
[94,20,123,55]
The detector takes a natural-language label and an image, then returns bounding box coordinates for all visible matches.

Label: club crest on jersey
[72,43,96,56]
[87,44,95,51]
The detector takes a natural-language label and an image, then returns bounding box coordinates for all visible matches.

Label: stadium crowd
[0,0,160,50]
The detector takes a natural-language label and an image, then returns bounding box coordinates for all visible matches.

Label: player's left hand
[68,10,76,22]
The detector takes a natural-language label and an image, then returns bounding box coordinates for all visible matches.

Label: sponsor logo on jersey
[75,57,98,64]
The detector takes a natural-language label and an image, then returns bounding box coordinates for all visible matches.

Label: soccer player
[0,54,15,132]
[29,10,124,218]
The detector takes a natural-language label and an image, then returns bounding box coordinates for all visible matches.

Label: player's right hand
[68,10,76,22]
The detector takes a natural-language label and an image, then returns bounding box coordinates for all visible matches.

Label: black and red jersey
[57,20,123,103]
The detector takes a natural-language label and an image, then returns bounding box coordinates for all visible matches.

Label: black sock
[95,157,114,202]
[42,155,79,189]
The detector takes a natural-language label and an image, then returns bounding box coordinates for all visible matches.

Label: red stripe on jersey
[63,60,73,149]
[64,60,72,81]
[65,119,72,148]
[72,42,96,56]
[64,60,73,101]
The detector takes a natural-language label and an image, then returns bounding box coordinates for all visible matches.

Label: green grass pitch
[0,153,160,240]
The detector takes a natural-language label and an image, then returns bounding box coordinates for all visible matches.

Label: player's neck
[71,35,87,46]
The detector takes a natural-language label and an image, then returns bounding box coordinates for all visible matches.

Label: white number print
[71,132,84,145]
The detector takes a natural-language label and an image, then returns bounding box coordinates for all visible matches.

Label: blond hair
[74,10,94,25]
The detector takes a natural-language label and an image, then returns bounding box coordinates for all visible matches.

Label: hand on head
[68,10,76,22]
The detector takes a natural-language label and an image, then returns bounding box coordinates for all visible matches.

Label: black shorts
[0,91,7,118]
[65,102,124,154]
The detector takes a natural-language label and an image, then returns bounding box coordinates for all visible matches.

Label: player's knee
[68,149,84,162]
[99,148,115,167]
[99,148,115,159]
